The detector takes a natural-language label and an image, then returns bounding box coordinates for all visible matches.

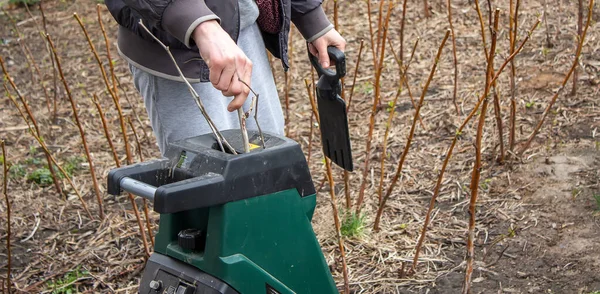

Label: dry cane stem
[509,0,520,154]
[447,0,459,115]
[6,89,94,219]
[96,5,118,99]
[1,140,12,294]
[373,30,450,231]
[366,0,377,71]
[410,19,539,275]
[375,0,385,58]
[92,95,120,167]
[572,0,583,96]
[38,0,59,121]
[128,117,156,247]
[423,0,430,18]
[377,39,419,204]
[388,37,424,129]
[474,0,489,60]
[2,8,53,114]
[346,40,364,113]
[46,37,104,219]
[463,10,499,294]
[74,13,134,164]
[399,0,408,68]
[356,1,394,214]
[519,0,593,156]
[0,57,63,196]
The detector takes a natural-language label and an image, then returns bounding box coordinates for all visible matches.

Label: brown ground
[0,0,599,293]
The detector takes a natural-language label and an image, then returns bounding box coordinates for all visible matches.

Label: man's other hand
[308,29,346,68]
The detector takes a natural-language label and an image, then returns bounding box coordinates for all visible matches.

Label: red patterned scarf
[255,0,281,34]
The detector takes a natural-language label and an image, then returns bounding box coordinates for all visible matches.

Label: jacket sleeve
[290,0,333,42]
[107,0,220,48]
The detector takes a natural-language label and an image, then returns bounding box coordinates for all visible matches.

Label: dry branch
[446,0,459,114]
[346,40,364,113]
[46,36,104,219]
[6,88,93,219]
[463,10,500,294]
[137,20,239,154]
[356,0,394,214]
[374,30,451,231]
[377,39,419,204]
[1,140,12,294]
[0,56,63,195]
[410,18,540,275]
[518,0,594,155]
[73,13,134,163]
[92,94,120,167]
[96,5,118,101]
[509,0,521,154]
[572,0,584,96]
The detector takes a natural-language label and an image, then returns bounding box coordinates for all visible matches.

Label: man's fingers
[227,60,252,112]
[216,62,236,92]
[315,42,330,68]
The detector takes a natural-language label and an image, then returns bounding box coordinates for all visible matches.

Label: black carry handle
[308,46,346,82]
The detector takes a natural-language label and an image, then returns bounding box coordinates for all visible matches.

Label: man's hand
[308,29,346,68]
[193,20,252,112]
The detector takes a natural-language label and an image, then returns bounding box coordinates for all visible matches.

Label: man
[104,0,346,154]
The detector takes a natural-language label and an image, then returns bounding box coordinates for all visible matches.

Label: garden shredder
[107,48,352,293]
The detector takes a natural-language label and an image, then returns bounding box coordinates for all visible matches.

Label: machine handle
[120,177,158,201]
[308,46,346,82]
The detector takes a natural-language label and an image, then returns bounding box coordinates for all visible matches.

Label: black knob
[178,229,205,251]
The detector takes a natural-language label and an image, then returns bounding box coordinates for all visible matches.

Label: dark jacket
[104,0,332,82]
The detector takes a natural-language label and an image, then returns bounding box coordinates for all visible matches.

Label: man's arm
[116,0,220,48]
[290,1,346,68]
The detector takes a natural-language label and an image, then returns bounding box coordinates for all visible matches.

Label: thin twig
[572,0,584,96]
[6,89,93,219]
[0,56,63,195]
[518,0,593,155]
[73,13,135,162]
[508,0,521,154]
[46,35,104,218]
[377,38,419,204]
[96,5,118,100]
[346,40,364,113]
[356,0,394,214]
[410,18,539,275]
[374,30,451,231]
[92,94,120,167]
[1,140,12,294]
[2,7,52,113]
[464,10,499,294]
[137,20,238,154]
[388,37,424,129]
[447,0,459,115]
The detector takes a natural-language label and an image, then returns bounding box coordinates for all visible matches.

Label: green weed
[9,164,26,179]
[593,194,600,211]
[341,211,366,238]
[47,267,89,294]
[63,156,85,177]
[28,167,54,186]
[8,0,41,6]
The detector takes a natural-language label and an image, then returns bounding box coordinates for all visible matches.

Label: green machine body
[107,130,338,294]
